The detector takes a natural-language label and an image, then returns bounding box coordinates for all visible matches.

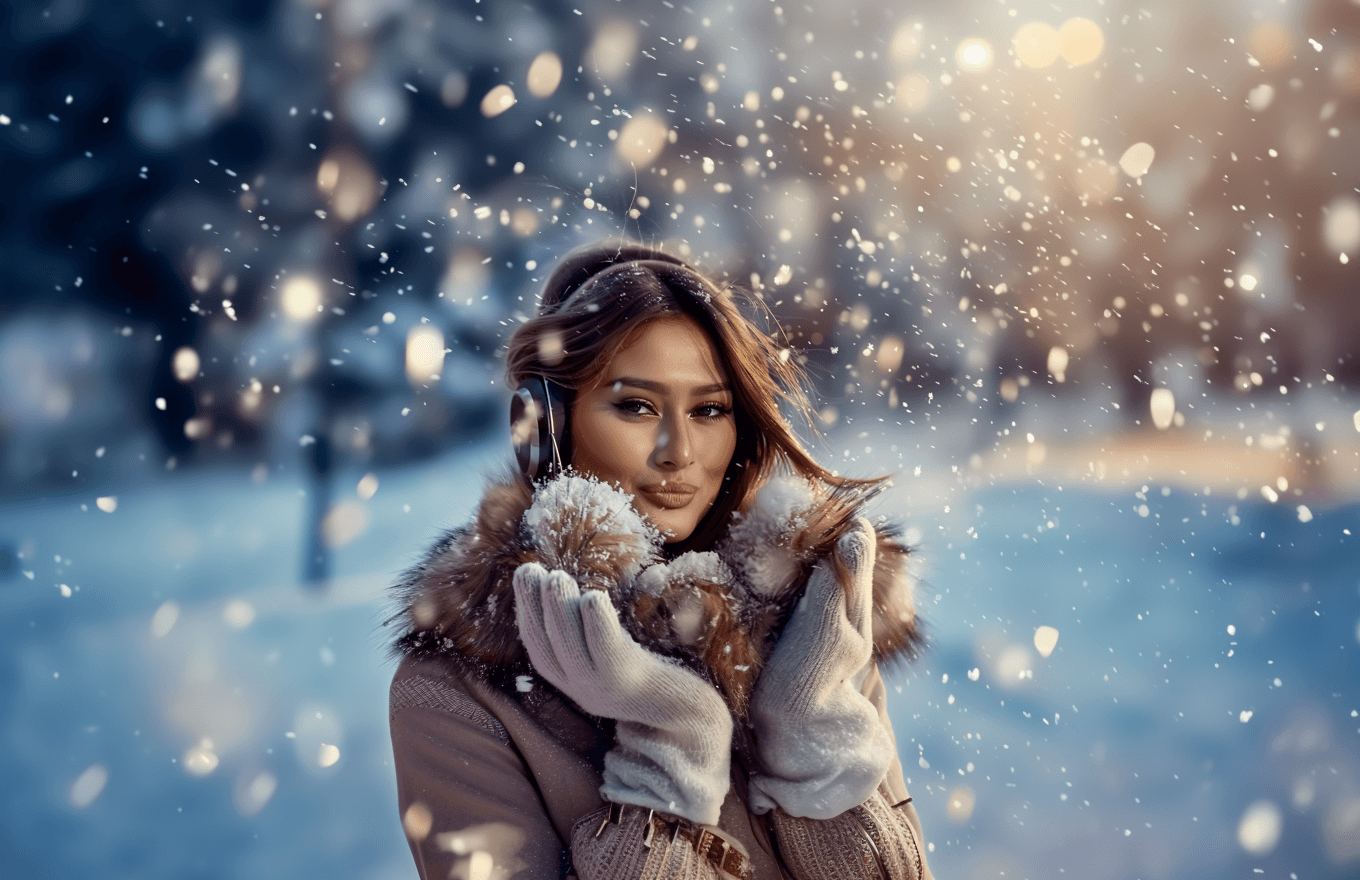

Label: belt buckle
[641,810,658,848]
[695,828,744,879]
[594,802,626,839]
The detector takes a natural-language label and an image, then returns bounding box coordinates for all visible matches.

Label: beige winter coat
[388,472,936,879]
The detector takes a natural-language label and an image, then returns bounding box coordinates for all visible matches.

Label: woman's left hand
[747,517,894,820]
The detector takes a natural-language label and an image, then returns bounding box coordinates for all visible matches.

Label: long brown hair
[505,241,881,552]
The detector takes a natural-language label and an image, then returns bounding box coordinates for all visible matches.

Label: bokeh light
[405,324,446,385]
[956,38,994,73]
[1237,800,1283,856]
[479,84,517,118]
[279,275,324,323]
[896,73,932,111]
[172,346,200,383]
[946,786,976,822]
[526,51,563,98]
[1118,142,1156,178]
[1150,388,1176,430]
[615,113,670,167]
[891,21,924,62]
[1033,625,1059,658]
[586,20,637,82]
[316,149,380,223]
[69,764,109,809]
[1059,17,1104,65]
[1323,196,1360,258]
[1014,22,1061,68]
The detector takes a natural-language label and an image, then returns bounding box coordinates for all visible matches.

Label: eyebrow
[608,377,731,396]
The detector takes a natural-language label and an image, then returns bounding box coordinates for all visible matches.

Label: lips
[638,483,698,509]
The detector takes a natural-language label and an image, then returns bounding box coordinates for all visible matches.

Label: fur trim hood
[391,469,924,715]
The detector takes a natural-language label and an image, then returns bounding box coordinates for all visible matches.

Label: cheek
[574,412,651,481]
[703,425,738,475]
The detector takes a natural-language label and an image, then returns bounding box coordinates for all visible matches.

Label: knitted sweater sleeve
[768,663,937,880]
[570,804,754,880]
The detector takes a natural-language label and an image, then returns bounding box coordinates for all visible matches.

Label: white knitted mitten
[514,563,734,825]
[747,517,894,819]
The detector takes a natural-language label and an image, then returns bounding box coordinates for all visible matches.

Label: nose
[653,414,693,470]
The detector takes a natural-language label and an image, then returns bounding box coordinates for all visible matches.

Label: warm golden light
[615,113,670,167]
[1033,625,1060,658]
[316,158,339,194]
[1237,800,1283,856]
[1014,22,1061,68]
[1150,388,1176,430]
[956,38,994,72]
[321,498,370,549]
[586,20,637,83]
[875,336,905,375]
[1118,142,1156,178]
[316,149,379,223]
[404,802,434,841]
[1323,196,1360,257]
[1059,18,1104,66]
[173,346,200,383]
[1047,346,1069,383]
[890,21,924,62]
[946,786,976,822]
[896,73,931,111]
[526,51,563,98]
[510,207,538,237]
[480,84,517,117]
[405,324,446,385]
[183,416,212,440]
[280,274,323,322]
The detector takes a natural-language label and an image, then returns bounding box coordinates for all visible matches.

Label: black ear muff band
[510,375,571,482]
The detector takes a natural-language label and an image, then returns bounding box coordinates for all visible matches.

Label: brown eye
[614,399,656,416]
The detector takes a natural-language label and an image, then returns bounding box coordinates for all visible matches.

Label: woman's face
[571,316,738,543]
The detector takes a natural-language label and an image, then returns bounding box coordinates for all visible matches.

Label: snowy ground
[2,417,1358,880]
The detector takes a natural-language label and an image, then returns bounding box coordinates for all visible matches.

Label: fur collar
[391,468,924,715]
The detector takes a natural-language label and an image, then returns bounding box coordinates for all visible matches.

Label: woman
[388,243,935,879]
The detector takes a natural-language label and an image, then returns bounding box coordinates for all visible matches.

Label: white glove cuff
[601,722,732,826]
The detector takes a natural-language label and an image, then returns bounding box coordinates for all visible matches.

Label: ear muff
[510,376,572,482]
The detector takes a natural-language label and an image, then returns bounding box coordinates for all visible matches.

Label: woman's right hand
[513,562,733,826]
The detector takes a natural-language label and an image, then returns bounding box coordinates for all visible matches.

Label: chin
[647,511,699,544]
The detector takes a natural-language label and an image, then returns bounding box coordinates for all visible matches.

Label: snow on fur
[391,468,924,723]
[719,474,820,599]
[523,473,660,592]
